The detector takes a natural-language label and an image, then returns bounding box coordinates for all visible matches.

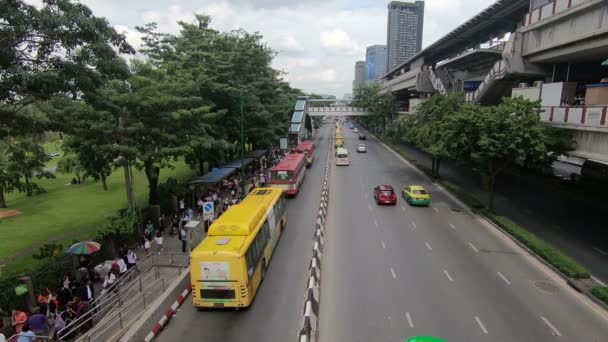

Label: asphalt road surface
[319,125,608,342]
[157,124,331,342]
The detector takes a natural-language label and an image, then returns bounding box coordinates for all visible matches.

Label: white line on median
[433,207,439,213]
[474,316,488,334]
[390,268,397,279]
[592,275,607,287]
[540,316,562,336]
[496,272,511,285]
[449,223,456,230]
[381,240,386,249]
[593,247,608,256]
[468,242,479,253]
[405,312,414,328]
[425,242,433,251]
[443,269,454,282]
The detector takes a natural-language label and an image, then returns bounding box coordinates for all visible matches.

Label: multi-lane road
[319,124,608,341]
[158,122,608,342]
[157,124,331,342]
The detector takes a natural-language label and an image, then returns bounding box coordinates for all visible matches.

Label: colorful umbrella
[67,241,101,255]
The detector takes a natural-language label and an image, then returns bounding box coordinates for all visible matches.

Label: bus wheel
[261,260,267,281]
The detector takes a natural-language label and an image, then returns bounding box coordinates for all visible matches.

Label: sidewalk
[391,140,608,284]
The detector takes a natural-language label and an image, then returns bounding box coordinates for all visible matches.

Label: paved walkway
[392,140,608,284]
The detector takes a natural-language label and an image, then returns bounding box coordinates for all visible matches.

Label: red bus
[295,140,315,167]
[270,153,306,196]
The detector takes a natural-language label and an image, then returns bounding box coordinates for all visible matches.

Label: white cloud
[113,25,144,51]
[22,0,498,97]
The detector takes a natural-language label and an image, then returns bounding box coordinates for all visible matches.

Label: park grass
[0,161,195,274]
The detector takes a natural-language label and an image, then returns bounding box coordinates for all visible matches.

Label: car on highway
[358,133,366,140]
[349,123,354,129]
[402,185,431,206]
[373,185,397,205]
[356,143,367,153]
[353,128,359,133]
[335,147,350,166]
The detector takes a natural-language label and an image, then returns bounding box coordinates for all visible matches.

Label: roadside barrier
[298,137,331,342]
[143,284,191,342]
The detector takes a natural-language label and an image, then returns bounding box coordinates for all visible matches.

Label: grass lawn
[0,161,195,275]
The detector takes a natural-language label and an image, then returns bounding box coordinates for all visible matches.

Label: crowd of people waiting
[0,147,287,342]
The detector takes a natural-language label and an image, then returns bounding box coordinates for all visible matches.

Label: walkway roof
[189,167,236,185]
[223,158,254,169]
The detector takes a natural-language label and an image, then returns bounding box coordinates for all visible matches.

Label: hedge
[490,215,590,279]
[592,287,608,305]
[439,180,485,209]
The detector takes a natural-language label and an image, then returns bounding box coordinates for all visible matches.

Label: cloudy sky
[31,0,497,96]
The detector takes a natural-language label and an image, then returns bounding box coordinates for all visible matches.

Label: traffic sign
[203,201,214,221]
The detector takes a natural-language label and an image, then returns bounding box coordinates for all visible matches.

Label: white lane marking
[405,312,414,328]
[433,207,439,213]
[425,242,433,251]
[381,240,386,249]
[401,206,406,211]
[496,272,511,285]
[540,316,562,337]
[474,316,489,334]
[368,204,372,211]
[390,268,397,279]
[449,223,456,230]
[468,242,479,253]
[374,219,379,228]
[592,275,607,287]
[411,221,417,229]
[443,269,454,282]
[593,247,608,256]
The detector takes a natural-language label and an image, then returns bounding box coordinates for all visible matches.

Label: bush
[490,215,590,279]
[440,180,485,209]
[592,287,608,305]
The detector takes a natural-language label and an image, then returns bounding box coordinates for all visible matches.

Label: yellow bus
[190,188,287,308]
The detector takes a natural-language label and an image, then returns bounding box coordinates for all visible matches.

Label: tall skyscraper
[353,61,366,91]
[386,1,424,72]
[365,45,387,84]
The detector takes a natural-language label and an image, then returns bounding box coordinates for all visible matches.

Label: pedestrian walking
[179,198,185,212]
[115,256,127,276]
[180,226,187,253]
[28,313,49,337]
[16,323,35,342]
[126,249,137,269]
[143,237,151,255]
[171,214,179,235]
[103,269,117,295]
[11,309,28,335]
[154,229,164,254]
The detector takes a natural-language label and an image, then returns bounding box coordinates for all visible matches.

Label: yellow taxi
[402,185,431,206]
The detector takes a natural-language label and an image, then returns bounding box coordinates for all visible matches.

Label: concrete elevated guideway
[156,124,332,342]
[320,126,608,341]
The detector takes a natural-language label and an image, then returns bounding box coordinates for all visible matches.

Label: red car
[373,185,397,205]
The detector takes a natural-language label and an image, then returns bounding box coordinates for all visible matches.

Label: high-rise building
[365,45,387,84]
[386,1,424,73]
[353,61,366,91]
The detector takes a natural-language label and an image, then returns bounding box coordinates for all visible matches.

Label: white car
[356,144,367,153]
[353,128,359,133]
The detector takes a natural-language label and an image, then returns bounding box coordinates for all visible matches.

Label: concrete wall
[512,86,542,101]
[572,129,608,157]
[521,0,608,58]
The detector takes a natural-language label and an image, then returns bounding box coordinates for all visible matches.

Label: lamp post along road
[240,93,247,196]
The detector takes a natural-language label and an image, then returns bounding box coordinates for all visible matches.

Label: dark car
[373,185,397,205]
[358,133,366,140]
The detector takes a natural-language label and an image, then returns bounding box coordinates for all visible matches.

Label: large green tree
[401,94,463,178]
[444,97,571,210]
[353,84,396,134]
[7,139,52,197]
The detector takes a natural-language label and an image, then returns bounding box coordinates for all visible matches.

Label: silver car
[356,143,367,153]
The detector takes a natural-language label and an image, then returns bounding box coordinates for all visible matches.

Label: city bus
[295,140,315,167]
[336,147,350,166]
[191,188,287,309]
[269,152,306,196]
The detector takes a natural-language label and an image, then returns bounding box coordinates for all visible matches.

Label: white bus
[336,147,350,166]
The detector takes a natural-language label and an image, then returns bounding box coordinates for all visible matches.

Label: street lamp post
[240,93,247,196]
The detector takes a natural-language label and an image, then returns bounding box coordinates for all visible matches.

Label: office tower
[365,45,387,84]
[353,61,366,90]
[387,1,424,72]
